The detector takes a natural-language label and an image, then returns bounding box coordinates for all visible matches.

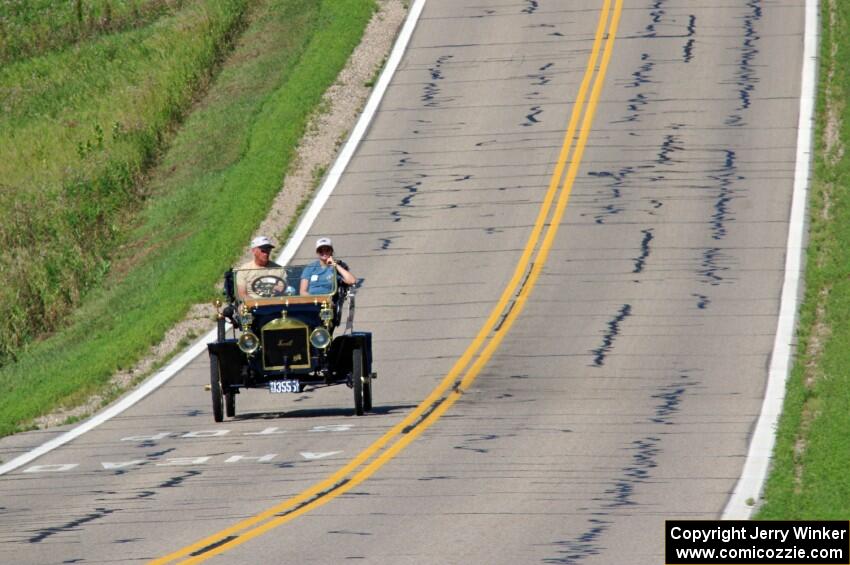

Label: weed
[364,56,387,87]
[311,165,328,188]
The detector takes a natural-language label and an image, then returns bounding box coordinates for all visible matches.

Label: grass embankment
[0,0,188,63]
[0,0,248,363]
[0,0,376,437]
[757,0,850,518]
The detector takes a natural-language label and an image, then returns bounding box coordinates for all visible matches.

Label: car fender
[207,340,243,385]
[329,332,373,377]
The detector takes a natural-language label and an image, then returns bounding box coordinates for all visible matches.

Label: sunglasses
[317,246,333,254]
[258,246,273,253]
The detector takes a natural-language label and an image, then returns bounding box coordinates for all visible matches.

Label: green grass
[0,0,376,437]
[756,0,850,519]
[0,0,188,63]
[0,0,249,364]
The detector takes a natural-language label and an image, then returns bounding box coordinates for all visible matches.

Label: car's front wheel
[362,365,372,413]
[210,353,224,422]
[352,347,366,416]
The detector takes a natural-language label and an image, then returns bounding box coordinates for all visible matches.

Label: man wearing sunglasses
[236,235,283,299]
[300,237,356,295]
[241,235,281,270]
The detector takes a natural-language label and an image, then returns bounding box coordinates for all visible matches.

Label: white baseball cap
[250,235,275,249]
[315,237,333,250]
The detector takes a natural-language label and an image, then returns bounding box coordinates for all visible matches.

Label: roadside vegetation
[757,0,850,518]
[0,0,376,437]
[0,0,248,364]
[0,0,188,63]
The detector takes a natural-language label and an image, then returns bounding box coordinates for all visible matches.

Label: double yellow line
[154,1,622,562]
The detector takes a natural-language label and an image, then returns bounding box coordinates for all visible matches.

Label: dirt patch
[824,0,845,166]
[34,0,408,430]
[794,286,831,493]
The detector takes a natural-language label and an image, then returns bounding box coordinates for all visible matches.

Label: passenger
[237,235,283,299]
[300,237,356,295]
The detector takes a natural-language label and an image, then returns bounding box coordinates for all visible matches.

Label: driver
[236,235,285,299]
[300,237,355,295]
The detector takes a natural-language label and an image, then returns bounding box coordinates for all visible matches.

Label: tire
[210,353,224,422]
[363,369,372,413]
[225,391,236,418]
[352,347,364,416]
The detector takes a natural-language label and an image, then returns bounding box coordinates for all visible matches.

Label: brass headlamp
[238,331,259,355]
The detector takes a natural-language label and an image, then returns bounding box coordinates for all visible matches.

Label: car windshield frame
[234,265,337,305]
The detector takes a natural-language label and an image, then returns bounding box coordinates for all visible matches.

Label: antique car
[207,264,374,421]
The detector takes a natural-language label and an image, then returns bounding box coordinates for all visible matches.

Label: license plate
[269,379,300,394]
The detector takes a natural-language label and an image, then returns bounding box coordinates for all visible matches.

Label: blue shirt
[301,261,336,294]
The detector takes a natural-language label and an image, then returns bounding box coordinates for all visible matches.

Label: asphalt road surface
[0,0,806,563]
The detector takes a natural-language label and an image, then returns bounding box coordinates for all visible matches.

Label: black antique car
[207,265,374,421]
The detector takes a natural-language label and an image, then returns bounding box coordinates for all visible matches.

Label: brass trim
[237,295,335,308]
[261,317,311,370]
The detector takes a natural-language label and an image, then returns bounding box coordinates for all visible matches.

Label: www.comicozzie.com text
[670,525,847,544]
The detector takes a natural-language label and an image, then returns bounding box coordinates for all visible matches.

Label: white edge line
[277,0,426,266]
[722,0,819,520]
[0,0,427,477]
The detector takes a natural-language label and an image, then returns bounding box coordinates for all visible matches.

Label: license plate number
[269,380,300,394]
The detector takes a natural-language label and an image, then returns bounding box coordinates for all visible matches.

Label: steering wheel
[251,275,287,297]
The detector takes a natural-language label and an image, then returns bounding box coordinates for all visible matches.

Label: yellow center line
[153,1,621,562]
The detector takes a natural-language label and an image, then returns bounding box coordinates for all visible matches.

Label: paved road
[0,0,805,563]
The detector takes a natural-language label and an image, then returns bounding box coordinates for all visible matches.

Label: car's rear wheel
[210,353,224,423]
[352,347,364,416]
[225,391,236,418]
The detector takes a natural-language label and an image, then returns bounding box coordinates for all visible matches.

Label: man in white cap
[241,235,280,270]
[300,237,356,295]
[237,235,283,299]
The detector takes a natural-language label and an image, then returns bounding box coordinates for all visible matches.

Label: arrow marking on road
[300,452,342,461]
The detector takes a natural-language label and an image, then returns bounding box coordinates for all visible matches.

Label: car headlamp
[309,327,331,349]
[238,331,260,355]
[319,306,333,323]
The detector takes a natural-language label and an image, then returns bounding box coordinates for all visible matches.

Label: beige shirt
[236,261,284,300]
